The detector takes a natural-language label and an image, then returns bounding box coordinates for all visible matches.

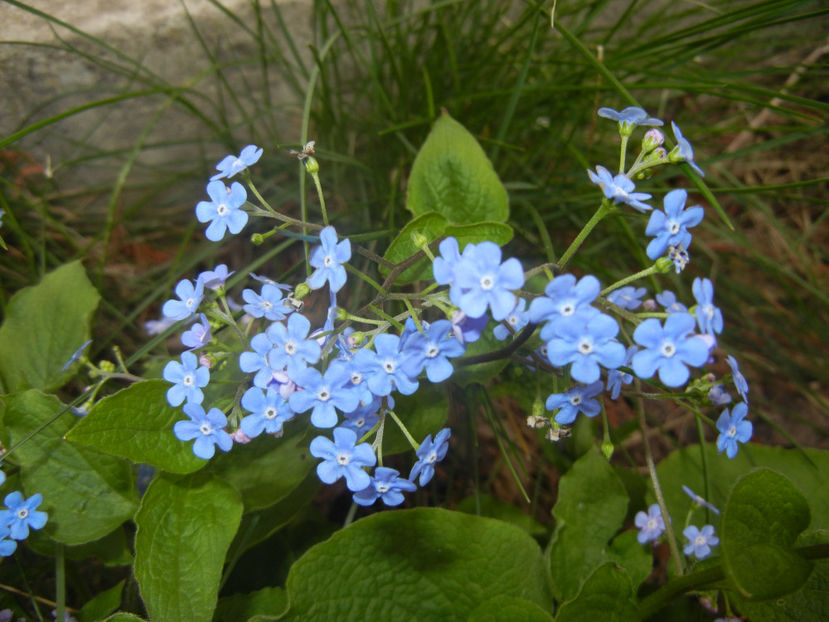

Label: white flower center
[217,203,229,216]
[426,344,440,358]
[702,304,714,319]
[508,315,519,325]
[17,508,28,520]
[317,388,331,402]
[561,303,575,316]
[336,452,350,466]
[578,339,593,355]
[182,373,195,387]
[383,360,396,373]
[661,341,676,357]
[695,535,706,546]
[350,372,362,385]
[647,517,658,530]
[265,407,278,420]
[376,482,390,493]
[355,416,366,427]
[323,255,334,267]
[233,157,244,169]
[426,451,438,464]
[668,220,680,235]
[569,395,583,406]
[728,425,737,438]
[285,342,297,355]
[480,275,494,291]
[200,422,212,435]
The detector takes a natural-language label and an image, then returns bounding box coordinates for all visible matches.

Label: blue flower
[240,386,295,437]
[645,189,705,260]
[162,278,204,321]
[289,362,359,428]
[607,286,647,311]
[450,310,488,344]
[655,290,687,314]
[708,384,732,406]
[0,526,17,556]
[400,319,465,383]
[432,236,462,288]
[670,121,705,177]
[239,332,277,389]
[308,226,351,293]
[682,484,721,515]
[353,467,417,507]
[451,241,525,321]
[409,428,451,486]
[196,180,248,242]
[181,314,211,350]
[266,313,321,376]
[716,402,752,459]
[691,278,723,335]
[545,381,604,424]
[310,427,377,491]
[632,314,708,387]
[0,492,48,540]
[242,283,289,321]
[162,351,210,406]
[635,504,666,544]
[210,144,263,181]
[726,355,749,403]
[545,313,626,383]
[529,274,601,333]
[587,165,652,212]
[493,298,530,340]
[597,106,663,134]
[174,403,233,459]
[341,398,382,435]
[607,345,637,399]
[683,524,718,559]
[198,264,234,290]
[60,339,93,371]
[352,333,419,397]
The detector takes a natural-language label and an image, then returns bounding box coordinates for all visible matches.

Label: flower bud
[411,231,429,250]
[350,331,366,346]
[335,307,349,321]
[251,233,265,246]
[601,440,615,460]
[655,256,674,273]
[99,360,116,373]
[303,155,319,174]
[294,282,311,300]
[641,128,665,153]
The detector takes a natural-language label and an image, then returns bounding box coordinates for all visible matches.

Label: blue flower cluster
[0,472,48,557]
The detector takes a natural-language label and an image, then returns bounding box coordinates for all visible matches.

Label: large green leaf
[134,473,243,622]
[276,508,551,621]
[467,595,553,622]
[656,444,829,531]
[79,580,124,622]
[207,421,313,512]
[722,468,812,600]
[66,380,205,474]
[216,587,287,622]
[444,221,513,248]
[554,563,639,622]
[380,211,448,284]
[548,449,629,602]
[0,261,99,393]
[407,111,509,223]
[1,391,138,545]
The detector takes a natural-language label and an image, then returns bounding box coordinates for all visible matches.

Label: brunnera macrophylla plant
[0,108,826,622]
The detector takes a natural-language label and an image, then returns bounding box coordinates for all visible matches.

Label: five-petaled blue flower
[645,189,705,260]
[210,144,263,181]
[353,466,417,507]
[267,312,322,377]
[240,332,277,389]
[716,402,752,459]
[289,362,359,428]
[607,286,647,311]
[308,226,351,293]
[726,355,749,403]
[632,313,709,387]
[352,333,419,397]
[635,504,666,544]
[670,121,705,177]
[587,165,652,212]
[163,351,210,406]
[400,319,465,383]
[409,428,451,486]
[530,274,601,334]
[655,290,687,314]
[174,403,233,459]
[683,524,719,559]
[242,283,290,321]
[240,386,295,438]
[493,298,530,341]
[545,381,604,425]
[597,106,663,135]
[0,492,48,540]
[310,427,377,491]
[451,241,525,321]
[162,278,204,321]
[692,277,723,335]
[181,313,211,350]
[196,180,248,242]
[198,264,234,290]
[545,313,626,383]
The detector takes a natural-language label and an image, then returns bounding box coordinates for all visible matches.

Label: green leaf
[656,444,829,532]
[134,472,243,622]
[407,111,509,223]
[382,384,448,455]
[732,530,829,622]
[467,595,553,622]
[278,508,551,621]
[1,391,138,545]
[548,449,629,602]
[79,580,125,622]
[103,615,145,622]
[380,211,448,284]
[207,422,313,512]
[215,587,287,622]
[554,563,639,622]
[722,468,812,600]
[606,530,654,591]
[457,494,548,538]
[443,221,513,248]
[0,261,99,393]
[28,525,132,566]
[66,380,205,474]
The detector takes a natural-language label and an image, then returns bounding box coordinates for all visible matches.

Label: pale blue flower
[310,427,376,491]
[195,180,248,241]
[670,121,705,177]
[210,144,263,181]
[716,402,752,459]
[683,524,718,559]
[308,226,351,293]
[635,504,665,544]
[587,165,652,212]
[645,189,704,260]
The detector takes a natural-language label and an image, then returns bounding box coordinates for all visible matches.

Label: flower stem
[558,201,614,270]
[387,409,419,450]
[601,263,661,296]
[619,134,629,173]
[309,170,329,226]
